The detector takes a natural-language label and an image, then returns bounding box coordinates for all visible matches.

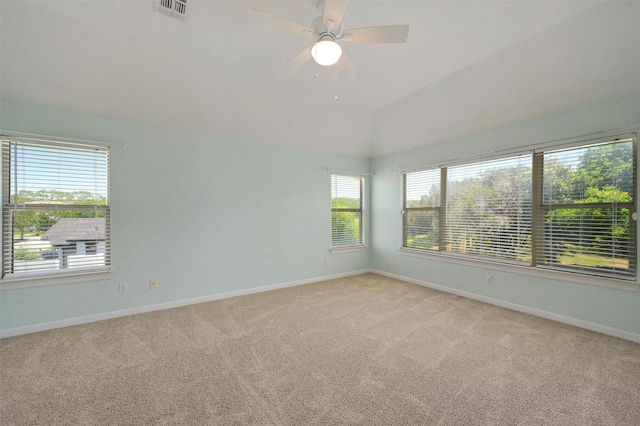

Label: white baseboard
[371,269,640,344]
[0,269,372,339]
[5,268,637,344]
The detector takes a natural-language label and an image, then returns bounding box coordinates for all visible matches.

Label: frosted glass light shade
[311,40,342,66]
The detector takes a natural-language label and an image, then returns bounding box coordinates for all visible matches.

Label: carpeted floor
[1,273,639,425]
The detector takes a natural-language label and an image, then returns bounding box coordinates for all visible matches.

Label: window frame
[401,134,637,289]
[331,173,365,252]
[1,137,112,288]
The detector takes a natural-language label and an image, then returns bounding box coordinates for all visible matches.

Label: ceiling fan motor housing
[311,16,344,39]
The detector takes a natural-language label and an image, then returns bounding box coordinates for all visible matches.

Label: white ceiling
[1,1,639,158]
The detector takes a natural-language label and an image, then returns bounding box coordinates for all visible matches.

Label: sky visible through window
[10,143,108,199]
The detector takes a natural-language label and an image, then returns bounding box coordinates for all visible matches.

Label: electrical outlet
[119,282,127,293]
[324,258,328,266]
[150,279,158,289]
[485,274,494,284]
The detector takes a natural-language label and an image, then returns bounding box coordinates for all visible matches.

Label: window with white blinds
[446,155,532,263]
[534,137,636,279]
[402,134,636,282]
[403,169,441,251]
[1,138,111,279]
[331,174,364,248]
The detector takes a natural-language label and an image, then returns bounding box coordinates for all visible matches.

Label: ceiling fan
[248,0,409,81]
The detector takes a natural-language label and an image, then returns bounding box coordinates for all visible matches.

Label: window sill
[399,248,638,292]
[0,269,112,290]
[330,245,366,254]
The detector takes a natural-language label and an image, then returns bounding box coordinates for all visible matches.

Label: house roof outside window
[44,218,106,247]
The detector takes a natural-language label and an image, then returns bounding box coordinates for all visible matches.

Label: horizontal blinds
[2,139,111,278]
[444,155,532,263]
[404,169,440,208]
[403,169,440,250]
[331,174,363,247]
[535,137,636,279]
[3,140,109,204]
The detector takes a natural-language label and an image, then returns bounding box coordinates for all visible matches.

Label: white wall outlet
[150,279,158,289]
[324,258,328,266]
[486,274,494,284]
[119,282,127,293]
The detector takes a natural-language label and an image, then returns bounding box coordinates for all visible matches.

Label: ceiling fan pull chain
[334,64,339,101]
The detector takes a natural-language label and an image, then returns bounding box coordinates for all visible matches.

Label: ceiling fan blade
[248,9,315,37]
[337,51,360,82]
[323,0,348,31]
[278,46,313,77]
[342,25,409,44]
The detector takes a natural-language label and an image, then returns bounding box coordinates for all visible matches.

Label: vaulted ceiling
[1,1,639,157]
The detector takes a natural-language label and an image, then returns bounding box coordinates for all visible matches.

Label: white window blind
[445,155,532,263]
[2,138,111,279]
[534,137,636,279]
[402,135,636,282]
[403,169,441,250]
[331,174,363,248]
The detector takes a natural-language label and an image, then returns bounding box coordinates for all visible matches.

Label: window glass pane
[541,207,633,278]
[445,156,532,263]
[404,210,439,250]
[4,210,108,275]
[405,169,440,208]
[331,211,361,246]
[8,142,108,205]
[543,139,634,205]
[331,175,361,209]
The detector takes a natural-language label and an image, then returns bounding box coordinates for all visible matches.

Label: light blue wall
[0,99,371,331]
[371,94,640,336]
[2,95,639,338]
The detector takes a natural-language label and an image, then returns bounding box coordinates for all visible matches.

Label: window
[2,138,111,279]
[331,174,364,249]
[402,135,636,281]
[445,155,532,263]
[534,138,636,279]
[403,169,441,250]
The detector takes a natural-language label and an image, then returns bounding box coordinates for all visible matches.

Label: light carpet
[1,273,639,425]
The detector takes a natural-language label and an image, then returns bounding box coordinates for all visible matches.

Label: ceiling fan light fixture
[311,40,342,66]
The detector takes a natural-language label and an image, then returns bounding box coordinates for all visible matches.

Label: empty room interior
[1,0,639,424]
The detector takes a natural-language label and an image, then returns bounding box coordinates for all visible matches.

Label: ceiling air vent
[156,0,188,20]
